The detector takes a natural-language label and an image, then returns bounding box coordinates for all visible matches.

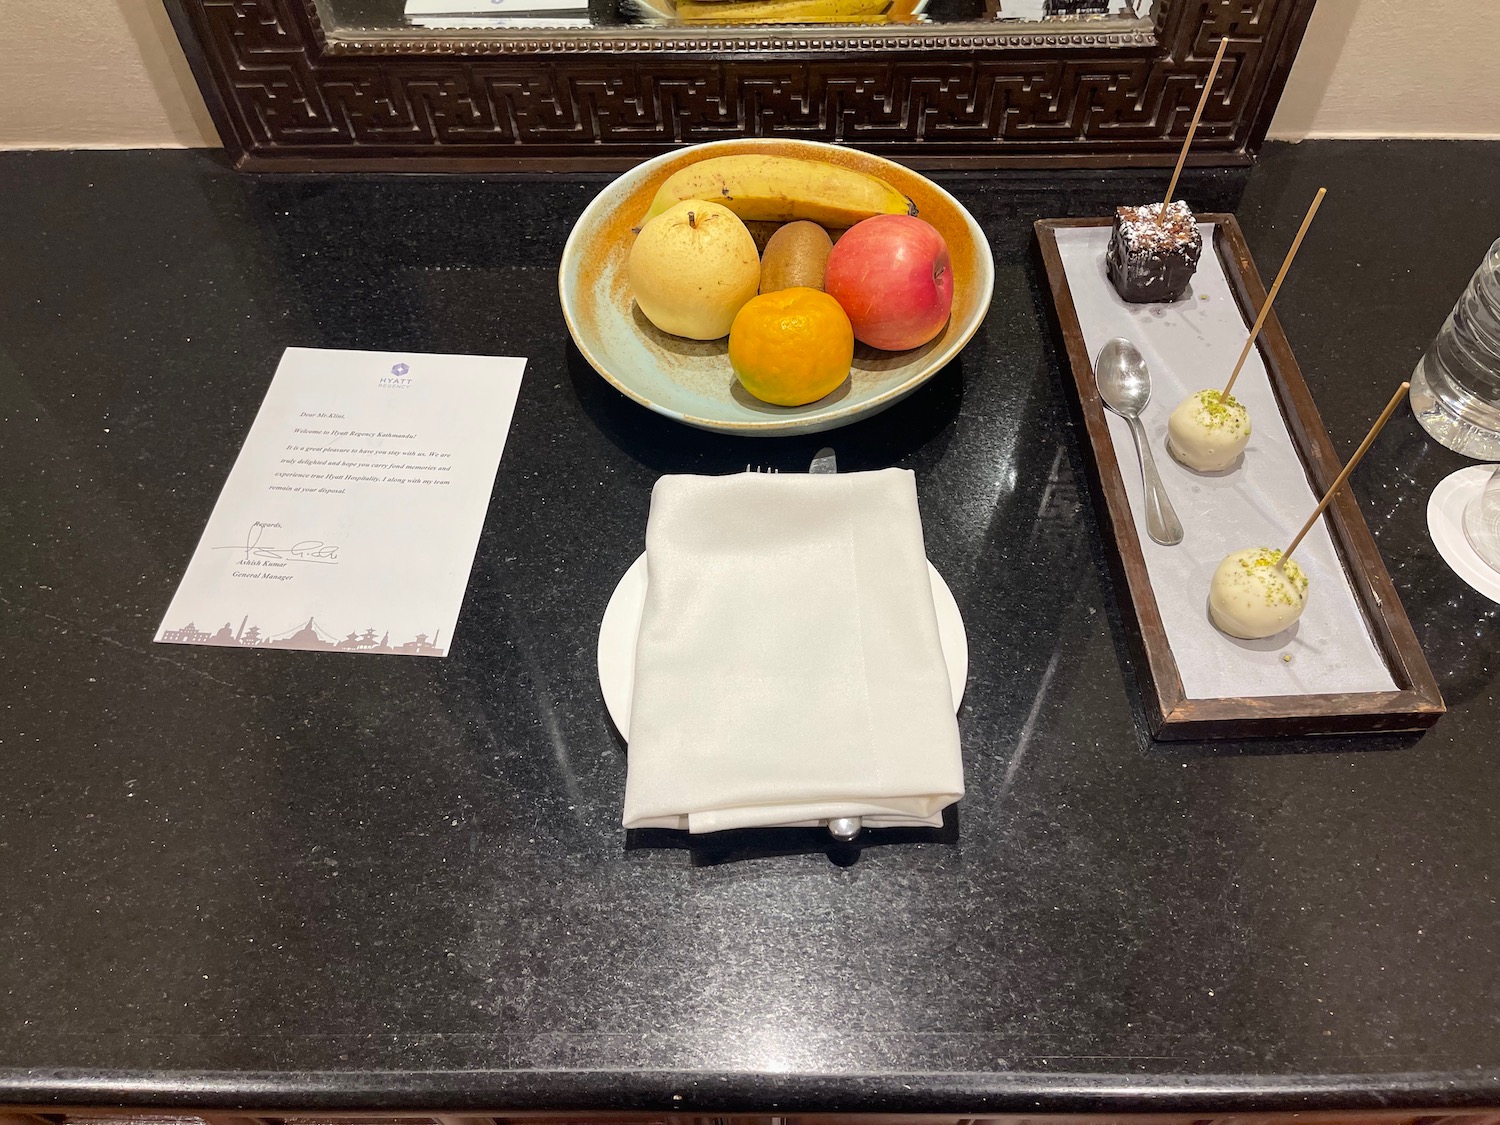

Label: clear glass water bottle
[1410,236,1500,458]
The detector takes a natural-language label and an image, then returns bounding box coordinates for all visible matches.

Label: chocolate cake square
[1105,200,1203,304]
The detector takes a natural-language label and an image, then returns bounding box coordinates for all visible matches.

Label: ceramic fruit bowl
[558,138,994,436]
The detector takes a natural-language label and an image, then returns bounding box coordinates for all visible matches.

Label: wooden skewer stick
[1279,381,1410,567]
[1221,187,1327,399]
[1159,36,1230,220]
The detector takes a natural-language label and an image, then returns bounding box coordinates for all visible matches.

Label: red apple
[824,214,953,351]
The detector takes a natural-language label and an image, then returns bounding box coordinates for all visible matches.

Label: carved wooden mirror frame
[163,0,1317,170]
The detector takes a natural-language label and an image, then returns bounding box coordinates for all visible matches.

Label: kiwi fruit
[759,221,834,294]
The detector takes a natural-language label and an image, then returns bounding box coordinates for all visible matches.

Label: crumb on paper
[1283,653,1293,663]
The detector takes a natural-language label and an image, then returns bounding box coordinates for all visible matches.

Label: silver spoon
[1094,338,1183,546]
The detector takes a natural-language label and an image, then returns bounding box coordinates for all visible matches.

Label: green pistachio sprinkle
[1190,388,1249,434]
[1232,547,1309,603]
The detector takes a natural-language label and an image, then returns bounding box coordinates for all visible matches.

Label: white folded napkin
[622,468,963,833]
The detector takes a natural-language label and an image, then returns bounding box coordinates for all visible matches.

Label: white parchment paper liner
[1055,223,1396,700]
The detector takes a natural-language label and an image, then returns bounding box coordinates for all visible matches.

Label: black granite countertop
[2,141,1499,1117]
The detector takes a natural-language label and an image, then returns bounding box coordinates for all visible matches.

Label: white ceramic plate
[597,552,968,738]
[558,138,995,436]
[1428,464,1500,604]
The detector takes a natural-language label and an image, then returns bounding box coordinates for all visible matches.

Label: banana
[642,154,917,228]
[675,0,893,23]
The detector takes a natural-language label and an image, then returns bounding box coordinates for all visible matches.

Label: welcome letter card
[157,347,525,657]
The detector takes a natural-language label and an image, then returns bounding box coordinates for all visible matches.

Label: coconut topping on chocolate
[1116,200,1199,252]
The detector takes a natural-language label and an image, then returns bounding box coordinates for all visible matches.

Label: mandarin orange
[727,287,854,407]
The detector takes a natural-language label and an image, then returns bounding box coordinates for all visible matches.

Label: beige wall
[0,0,219,148]
[0,0,1495,149]
[1268,0,1500,139]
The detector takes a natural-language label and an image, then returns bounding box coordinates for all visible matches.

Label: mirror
[164,0,1315,168]
[317,0,1155,32]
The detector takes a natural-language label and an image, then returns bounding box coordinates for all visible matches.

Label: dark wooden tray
[1034,214,1444,741]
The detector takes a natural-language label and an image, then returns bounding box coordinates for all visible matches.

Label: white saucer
[597,553,969,738]
[1427,465,1500,604]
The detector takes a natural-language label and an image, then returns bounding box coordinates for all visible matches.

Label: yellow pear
[628,199,760,341]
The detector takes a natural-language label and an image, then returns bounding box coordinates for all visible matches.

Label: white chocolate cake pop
[1209,547,1309,639]
[1168,388,1250,472]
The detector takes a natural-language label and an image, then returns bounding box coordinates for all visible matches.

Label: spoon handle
[1126,416,1184,546]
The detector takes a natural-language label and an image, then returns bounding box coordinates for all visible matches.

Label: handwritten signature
[214,522,341,564]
